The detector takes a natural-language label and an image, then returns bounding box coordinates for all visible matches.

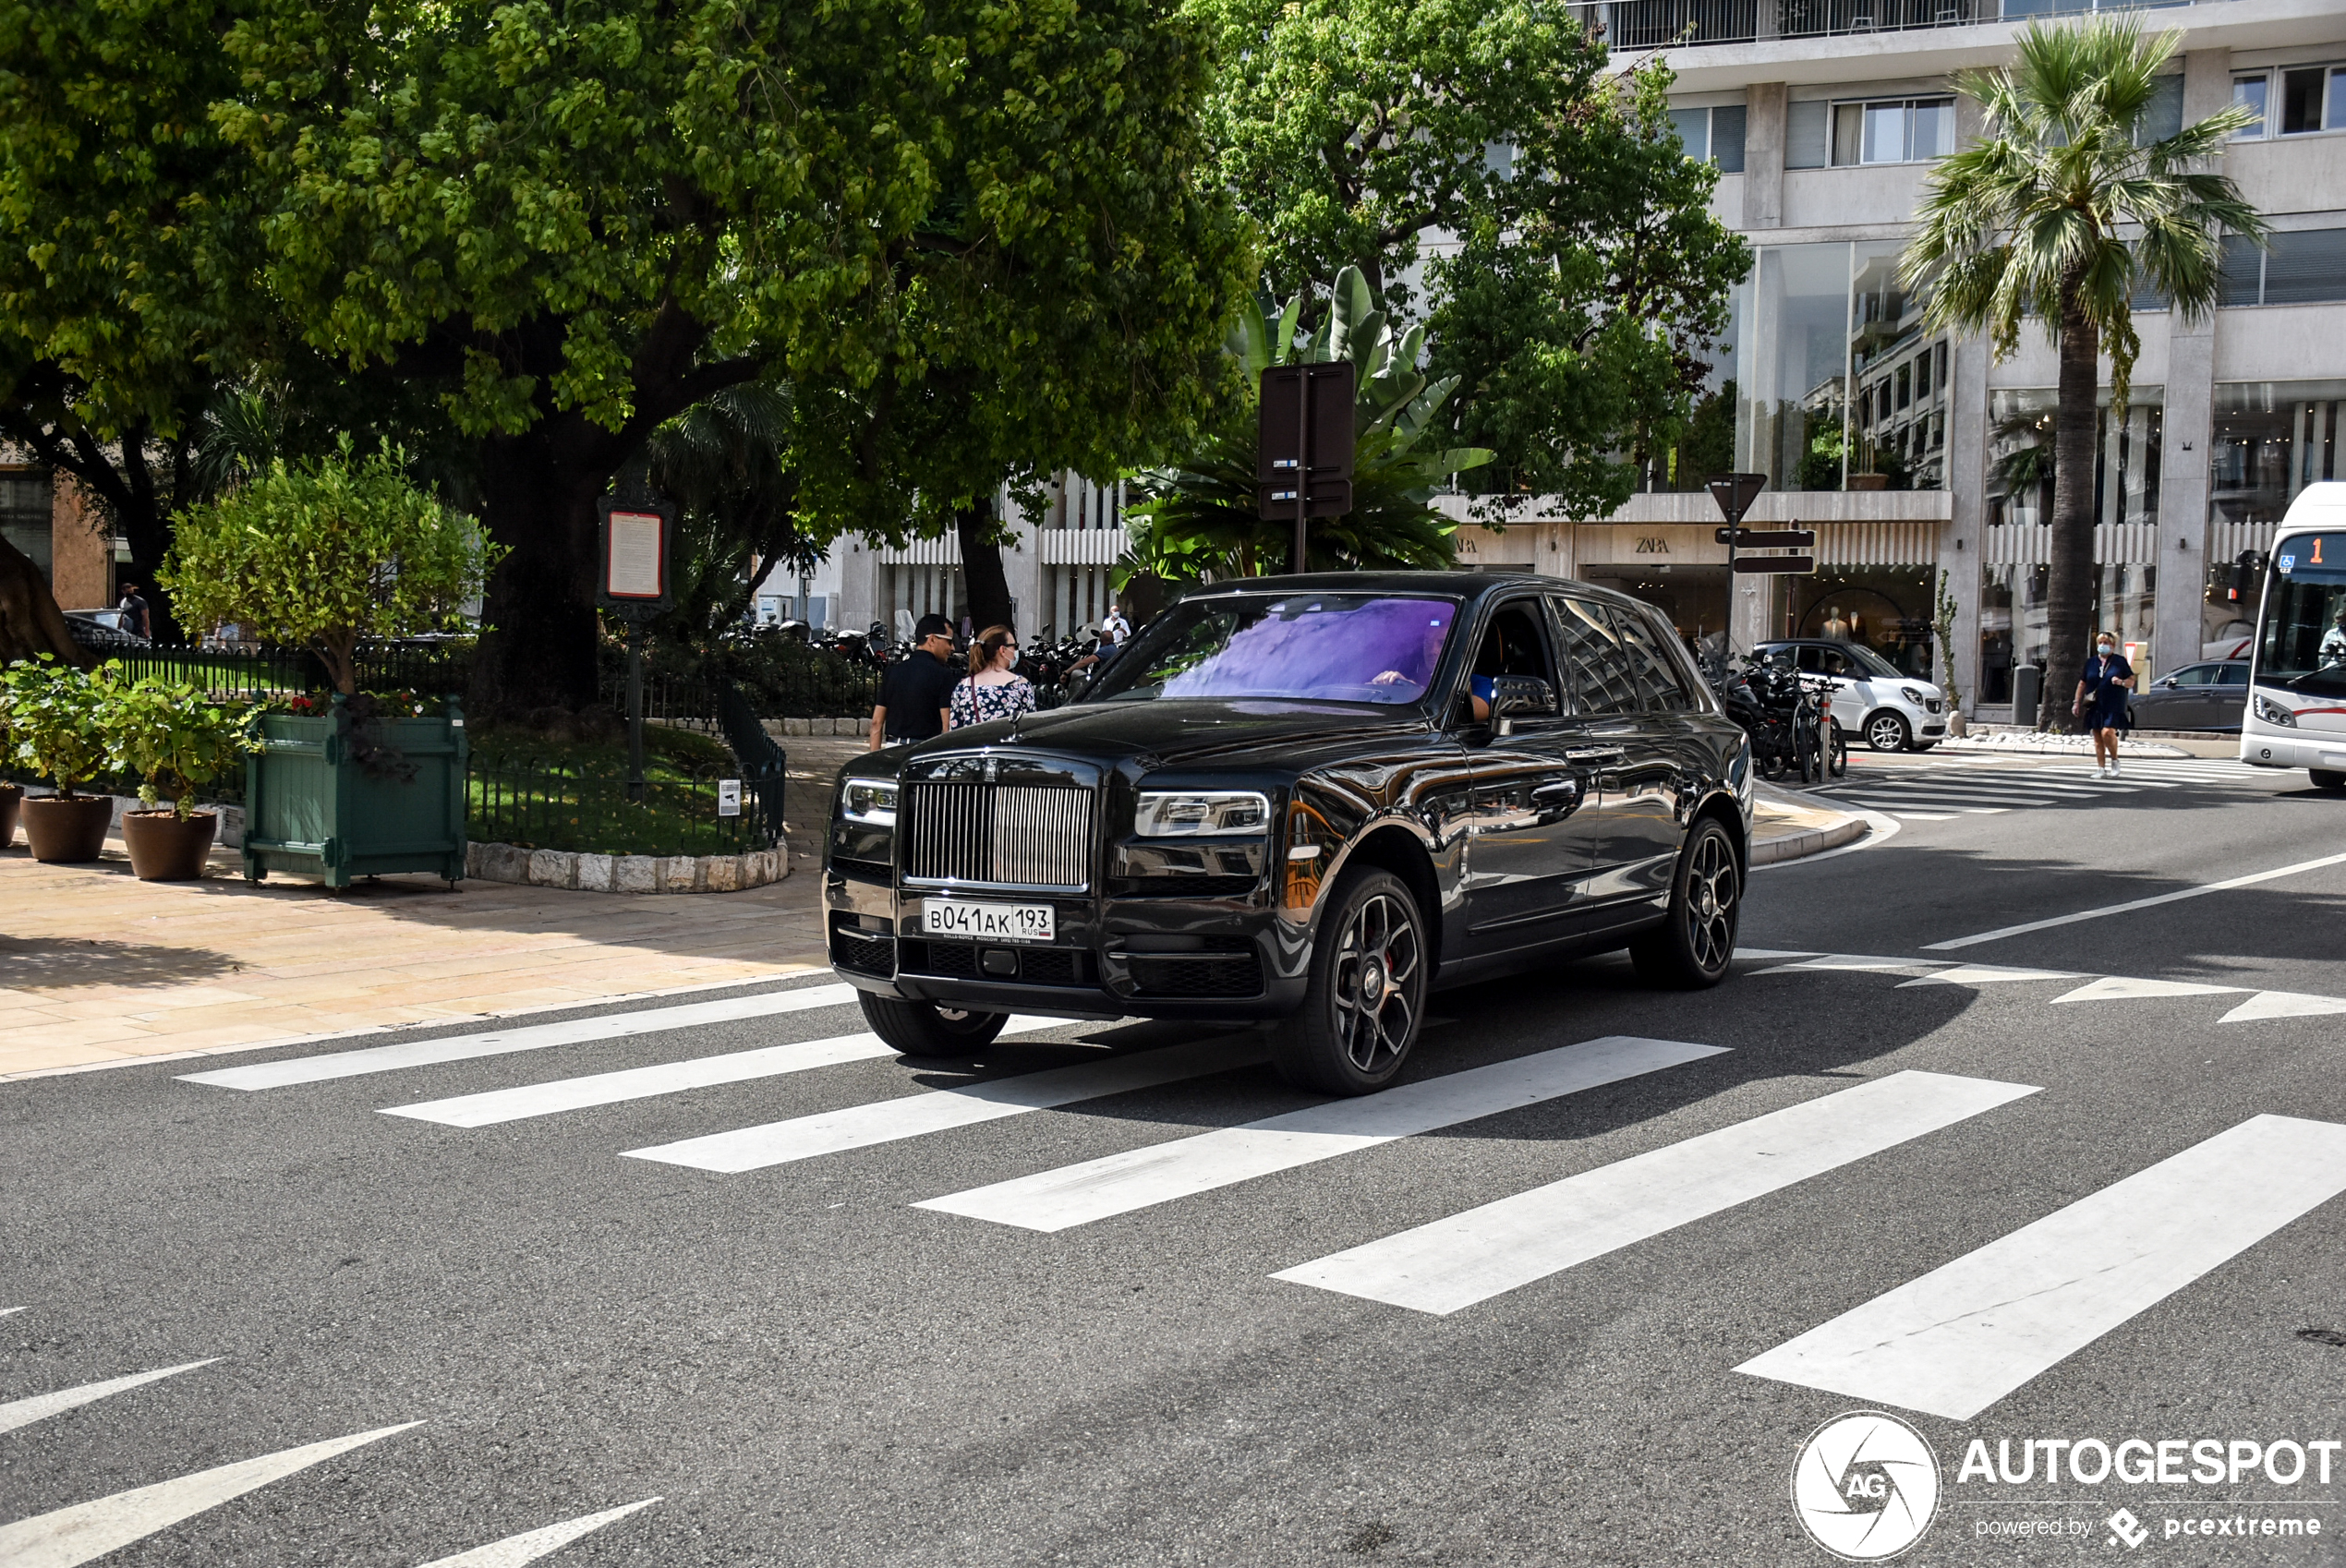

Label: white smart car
[1755,638,1950,752]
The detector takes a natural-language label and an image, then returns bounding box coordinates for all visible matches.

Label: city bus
[2241,480,2346,790]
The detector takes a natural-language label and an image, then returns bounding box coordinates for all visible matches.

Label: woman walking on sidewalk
[2074,633,2134,778]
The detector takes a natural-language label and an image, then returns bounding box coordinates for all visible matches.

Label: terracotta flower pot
[20,793,115,863]
[0,780,20,849]
[123,808,219,882]
[1847,472,1890,491]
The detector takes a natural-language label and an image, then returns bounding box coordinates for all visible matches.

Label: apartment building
[0,467,117,613]
[1438,0,2344,718]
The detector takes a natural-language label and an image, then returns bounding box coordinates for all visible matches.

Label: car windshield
[1086,594,1461,706]
[1829,642,1904,679]
[2258,533,2346,696]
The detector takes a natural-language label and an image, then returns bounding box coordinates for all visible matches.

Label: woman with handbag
[948,624,1037,730]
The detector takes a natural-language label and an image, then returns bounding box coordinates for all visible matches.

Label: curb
[1750,814,1869,865]
[464,840,790,894]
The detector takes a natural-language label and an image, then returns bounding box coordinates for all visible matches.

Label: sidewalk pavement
[3,737,1867,1082]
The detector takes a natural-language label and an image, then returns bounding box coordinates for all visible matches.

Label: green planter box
[243,699,468,888]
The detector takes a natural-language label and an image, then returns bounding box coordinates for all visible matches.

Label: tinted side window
[1605,605,1698,712]
[1473,600,1560,687]
[1549,596,1642,716]
[2218,664,2250,686]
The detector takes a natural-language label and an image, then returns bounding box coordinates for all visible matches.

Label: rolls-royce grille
[904,783,1093,889]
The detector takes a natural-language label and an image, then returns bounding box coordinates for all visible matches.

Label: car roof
[1179,571,1654,618]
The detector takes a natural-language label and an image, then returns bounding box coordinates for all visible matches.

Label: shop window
[1988,388,2163,531]
[2210,380,2346,535]
[1831,97,1955,166]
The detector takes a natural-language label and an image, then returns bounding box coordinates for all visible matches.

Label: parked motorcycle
[1713,656,1841,784]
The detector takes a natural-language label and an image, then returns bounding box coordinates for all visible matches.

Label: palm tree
[1902,16,2264,728]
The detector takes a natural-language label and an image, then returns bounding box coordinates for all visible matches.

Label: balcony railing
[1579,0,2192,49]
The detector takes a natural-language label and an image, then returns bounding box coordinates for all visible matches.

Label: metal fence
[467,755,784,858]
[605,657,884,725]
[103,640,472,702]
[1576,0,2180,47]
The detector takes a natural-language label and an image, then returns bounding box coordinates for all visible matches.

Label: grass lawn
[466,724,772,858]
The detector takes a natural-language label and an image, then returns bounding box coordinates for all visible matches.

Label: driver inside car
[1371,614,1493,720]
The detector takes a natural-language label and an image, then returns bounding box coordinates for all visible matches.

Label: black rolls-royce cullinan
[826,573,1754,1095]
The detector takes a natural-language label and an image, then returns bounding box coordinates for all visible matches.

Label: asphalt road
[6,754,2345,1567]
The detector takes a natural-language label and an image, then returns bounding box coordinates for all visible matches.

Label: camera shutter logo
[1791,1411,1941,1561]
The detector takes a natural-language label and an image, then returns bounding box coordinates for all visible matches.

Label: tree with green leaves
[1903,16,2263,728]
[1191,0,1747,520]
[160,441,502,695]
[1127,268,1493,584]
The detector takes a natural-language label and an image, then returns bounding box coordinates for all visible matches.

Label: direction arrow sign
[1733,554,1815,575]
[1717,528,1816,549]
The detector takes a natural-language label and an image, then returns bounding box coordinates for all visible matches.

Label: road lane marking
[413,1498,662,1567]
[0,1422,421,1568]
[1844,799,2013,814]
[2221,990,2346,1022]
[0,1360,218,1438]
[1275,1070,2038,1316]
[623,1036,1267,1173]
[2050,976,2243,1004]
[182,983,862,1090]
[1755,956,1949,976]
[1919,850,2346,951]
[921,1036,1725,1233]
[379,1016,1077,1128]
[1737,1115,2346,1420]
[1895,964,2078,987]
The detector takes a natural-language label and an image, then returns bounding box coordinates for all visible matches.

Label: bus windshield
[2258,531,2346,696]
[1087,594,1461,706]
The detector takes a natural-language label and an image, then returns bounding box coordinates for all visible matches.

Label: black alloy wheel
[1630,817,1741,990]
[859,991,1010,1058]
[1865,710,1912,753]
[1275,867,1428,1095]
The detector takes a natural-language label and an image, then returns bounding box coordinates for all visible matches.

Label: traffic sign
[1733,554,1815,575]
[1706,473,1769,528]
[1716,527,1816,549]
[1259,363,1359,568]
[1258,478,1355,519]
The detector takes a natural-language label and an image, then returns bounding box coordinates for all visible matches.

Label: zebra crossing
[0,1338,658,1566]
[148,963,2346,1440]
[1811,755,2279,821]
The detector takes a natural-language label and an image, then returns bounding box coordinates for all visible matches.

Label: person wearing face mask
[2074,632,2134,778]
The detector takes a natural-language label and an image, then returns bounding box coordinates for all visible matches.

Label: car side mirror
[2157,676,2177,688]
[1489,675,1558,720]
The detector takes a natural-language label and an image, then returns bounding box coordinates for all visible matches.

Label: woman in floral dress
[949,624,1037,729]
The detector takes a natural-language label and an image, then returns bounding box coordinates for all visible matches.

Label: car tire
[1274,867,1428,1096]
[1865,710,1912,752]
[2312,769,2346,791]
[1629,817,1742,991]
[858,991,1010,1058]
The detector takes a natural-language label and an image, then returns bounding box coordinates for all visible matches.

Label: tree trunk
[468,437,608,718]
[0,534,91,665]
[954,498,1017,636]
[2044,276,2100,733]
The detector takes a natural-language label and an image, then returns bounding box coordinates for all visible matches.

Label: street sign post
[1705,473,1772,653]
[1732,554,1817,575]
[1715,528,1816,551]
[597,487,676,804]
[1260,363,1358,573]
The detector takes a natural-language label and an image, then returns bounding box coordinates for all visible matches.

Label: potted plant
[101,677,260,880]
[0,657,118,862]
[160,440,502,888]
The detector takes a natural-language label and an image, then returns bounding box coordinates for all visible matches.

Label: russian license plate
[923,899,1056,944]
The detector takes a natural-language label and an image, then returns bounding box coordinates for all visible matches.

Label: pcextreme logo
[1792,1411,1942,1561]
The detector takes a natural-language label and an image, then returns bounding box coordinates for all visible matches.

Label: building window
[2218,228,2346,307]
[0,471,52,582]
[2231,66,2346,138]
[1667,104,1747,174]
[1831,97,1955,166]
[1987,388,2163,532]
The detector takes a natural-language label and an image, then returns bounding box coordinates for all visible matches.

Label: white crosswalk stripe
[0,1422,421,1568]
[412,1499,662,1567]
[379,1015,1073,1128]
[182,982,862,1091]
[1274,1071,2038,1315]
[1737,1114,2346,1420]
[921,1036,1725,1233]
[0,1361,217,1438]
[1813,756,2279,822]
[623,1034,1270,1172]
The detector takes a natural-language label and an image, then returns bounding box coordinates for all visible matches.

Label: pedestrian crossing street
[160,961,2346,1433]
[1811,755,2280,821]
[0,1338,658,1568]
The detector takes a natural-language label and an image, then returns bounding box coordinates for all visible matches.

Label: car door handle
[1564,746,1625,762]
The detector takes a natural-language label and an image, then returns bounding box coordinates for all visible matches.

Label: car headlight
[2254,694,2297,729]
[1901,685,1930,706]
[1135,790,1271,837]
[841,778,899,826]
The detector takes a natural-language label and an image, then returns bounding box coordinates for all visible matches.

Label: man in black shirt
[869,613,961,749]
